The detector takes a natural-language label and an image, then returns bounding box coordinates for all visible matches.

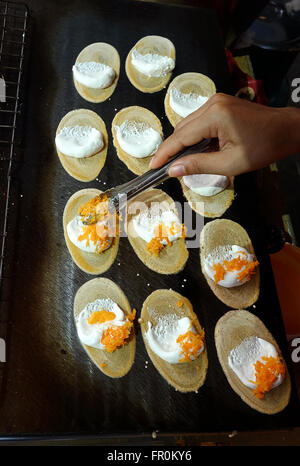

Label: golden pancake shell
[180,176,235,218]
[63,188,119,275]
[215,310,291,414]
[55,109,108,182]
[74,277,135,378]
[125,35,175,93]
[165,72,216,127]
[141,289,208,392]
[126,188,189,274]
[200,219,260,308]
[111,106,163,175]
[73,42,120,103]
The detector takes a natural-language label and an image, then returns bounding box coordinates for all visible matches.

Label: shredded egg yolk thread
[177,328,205,363]
[249,355,285,399]
[79,194,109,224]
[212,262,226,284]
[77,194,120,254]
[87,310,116,325]
[100,308,136,353]
[146,221,186,256]
[212,254,259,284]
[78,223,113,254]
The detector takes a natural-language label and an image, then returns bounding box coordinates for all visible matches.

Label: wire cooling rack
[0,1,29,283]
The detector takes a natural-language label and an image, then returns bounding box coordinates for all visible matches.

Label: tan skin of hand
[149,93,300,177]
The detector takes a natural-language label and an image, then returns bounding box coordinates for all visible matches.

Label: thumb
[168,149,233,177]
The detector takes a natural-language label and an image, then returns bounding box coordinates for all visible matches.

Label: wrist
[280,106,300,154]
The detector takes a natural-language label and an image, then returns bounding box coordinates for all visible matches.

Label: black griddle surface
[0,0,298,437]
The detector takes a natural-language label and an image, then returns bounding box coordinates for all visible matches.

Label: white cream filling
[55,125,104,158]
[228,336,283,390]
[132,207,182,244]
[203,245,255,288]
[114,120,162,158]
[145,316,203,364]
[131,49,175,78]
[76,298,125,349]
[183,174,229,196]
[67,215,112,254]
[72,61,115,89]
[169,88,209,118]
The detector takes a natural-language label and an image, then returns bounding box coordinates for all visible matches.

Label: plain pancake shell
[111,106,163,175]
[141,289,208,392]
[73,42,120,103]
[215,310,291,414]
[63,188,119,275]
[200,219,260,308]
[56,109,108,182]
[180,176,235,218]
[164,72,216,127]
[125,35,175,93]
[74,277,135,378]
[126,188,189,274]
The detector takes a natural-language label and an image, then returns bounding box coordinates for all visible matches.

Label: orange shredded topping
[78,223,112,254]
[177,301,184,308]
[146,237,165,256]
[146,222,186,256]
[100,308,136,353]
[77,193,120,255]
[101,321,132,353]
[212,262,226,284]
[250,355,285,399]
[169,221,187,238]
[127,308,137,322]
[100,363,107,368]
[87,310,116,325]
[79,194,109,222]
[237,260,259,283]
[212,255,259,284]
[177,328,205,363]
[223,256,248,272]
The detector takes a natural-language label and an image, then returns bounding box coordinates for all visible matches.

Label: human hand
[149,93,300,177]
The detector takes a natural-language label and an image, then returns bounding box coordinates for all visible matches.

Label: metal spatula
[82,137,218,224]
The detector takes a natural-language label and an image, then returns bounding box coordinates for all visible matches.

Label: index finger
[149,108,216,169]
[149,133,186,169]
